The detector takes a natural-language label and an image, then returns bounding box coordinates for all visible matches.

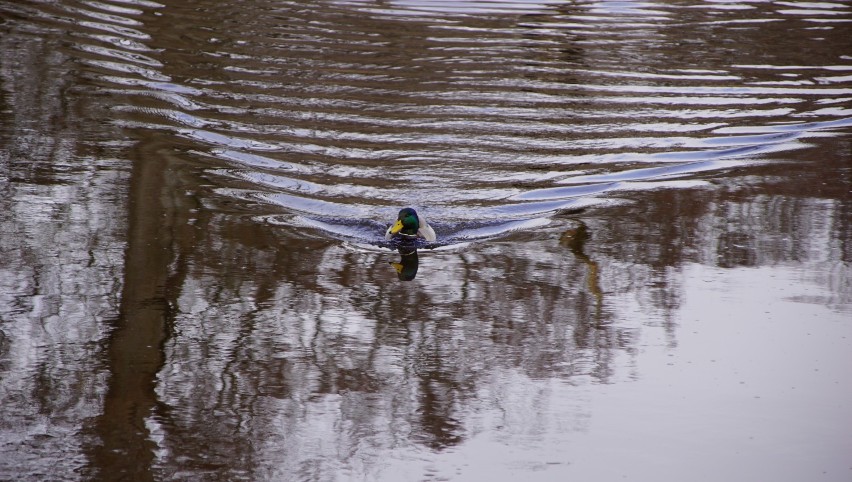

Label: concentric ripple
[4,0,850,246]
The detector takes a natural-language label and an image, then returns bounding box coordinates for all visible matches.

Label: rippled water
[1,0,851,480]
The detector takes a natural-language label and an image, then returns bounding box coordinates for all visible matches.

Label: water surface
[1,0,850,480]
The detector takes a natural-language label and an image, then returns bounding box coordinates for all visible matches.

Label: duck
[385,207,437,242]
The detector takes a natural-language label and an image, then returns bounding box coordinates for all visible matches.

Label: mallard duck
[385,207,436,242]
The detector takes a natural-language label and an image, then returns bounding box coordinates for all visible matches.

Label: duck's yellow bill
[390,220,404,234]
[390,262,404,274]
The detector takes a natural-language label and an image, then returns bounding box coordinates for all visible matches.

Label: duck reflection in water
[389,245,419,281]
[385,208,436,281]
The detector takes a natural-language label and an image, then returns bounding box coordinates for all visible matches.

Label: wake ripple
[6,0,850,247]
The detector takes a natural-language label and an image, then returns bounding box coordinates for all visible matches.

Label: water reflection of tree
[0,20,127,480]
[134,163,852,477]
[150,188,708,469]
[145,209,614,469]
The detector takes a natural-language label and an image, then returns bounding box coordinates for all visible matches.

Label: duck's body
[385,207,436,242]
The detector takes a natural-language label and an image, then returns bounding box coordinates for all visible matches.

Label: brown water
[1,0,851,480]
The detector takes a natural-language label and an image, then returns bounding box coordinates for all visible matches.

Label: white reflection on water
[149,231,852,481]
[284,262,852,482]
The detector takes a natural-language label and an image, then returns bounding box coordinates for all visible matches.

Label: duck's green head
[390,208,420,237]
